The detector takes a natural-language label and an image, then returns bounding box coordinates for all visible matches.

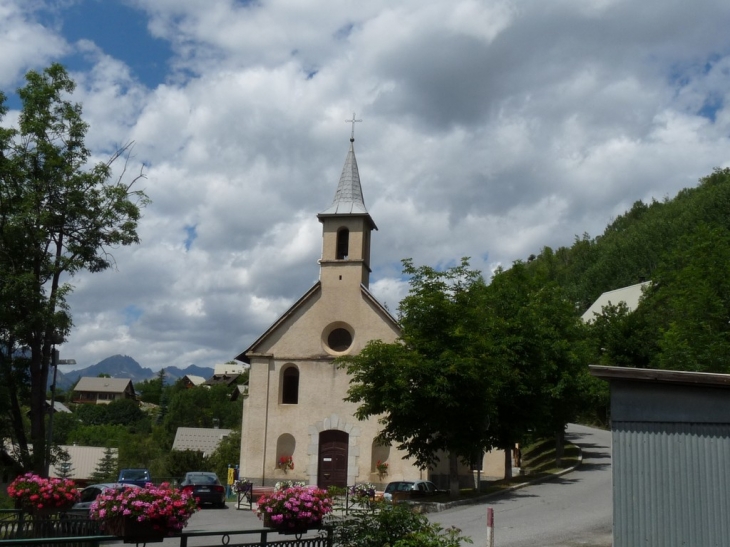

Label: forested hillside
[527,167,730,374]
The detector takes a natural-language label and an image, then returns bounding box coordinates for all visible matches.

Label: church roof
[235,282,400,363]
[319,140,376,228]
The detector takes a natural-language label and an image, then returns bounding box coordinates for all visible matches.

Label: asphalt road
[164,424,612,546]
[428,424,613,547]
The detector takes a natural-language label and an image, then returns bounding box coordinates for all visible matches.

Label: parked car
[382,480,441,501]
[71,483,141,514]
[180,472,226,508]
[117,468,151,487]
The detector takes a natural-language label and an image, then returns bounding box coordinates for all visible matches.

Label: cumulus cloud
[1,0,729,370]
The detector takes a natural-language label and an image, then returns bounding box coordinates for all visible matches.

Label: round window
[327,328,353,352]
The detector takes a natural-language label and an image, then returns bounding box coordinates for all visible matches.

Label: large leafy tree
[483,263,589,471]
[339,259,499,496]
[0,64,148,474]
[642,223,730,372]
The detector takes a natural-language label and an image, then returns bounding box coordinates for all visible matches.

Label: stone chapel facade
[235,136,426,488]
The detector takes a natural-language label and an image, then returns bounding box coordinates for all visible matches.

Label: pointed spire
[320,139,369,215]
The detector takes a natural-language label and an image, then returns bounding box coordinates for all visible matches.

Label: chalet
[72,377,136,405]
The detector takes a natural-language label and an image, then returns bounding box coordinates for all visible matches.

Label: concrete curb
[418,449,585,513]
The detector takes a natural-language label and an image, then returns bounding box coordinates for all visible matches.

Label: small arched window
[282,366,299,404]
[336,228,349,260]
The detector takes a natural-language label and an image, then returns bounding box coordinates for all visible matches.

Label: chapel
[235,132,409,488]
[235,132,502,488]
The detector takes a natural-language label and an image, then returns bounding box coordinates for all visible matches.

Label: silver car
[72,483,141,514]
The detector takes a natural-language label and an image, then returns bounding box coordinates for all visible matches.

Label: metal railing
[0,509,334,547]
[179,527,333,547]
[0,509,105,545]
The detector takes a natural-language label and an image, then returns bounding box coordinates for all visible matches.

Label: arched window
[281,366,299,404]
[276,433,296,470]
[371,439,390,474]
[336,228,349,259]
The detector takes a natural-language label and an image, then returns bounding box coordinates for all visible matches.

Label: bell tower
[317,128,377,289]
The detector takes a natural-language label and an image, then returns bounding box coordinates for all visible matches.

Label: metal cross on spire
[345,112,362,141]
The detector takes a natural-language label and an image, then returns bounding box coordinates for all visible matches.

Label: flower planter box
[263,513,321,535]
[105,515,168,544]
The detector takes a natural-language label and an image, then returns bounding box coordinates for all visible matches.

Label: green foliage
[73,399,147,431]
[104,399,147,426]
[117,427,169,471]
[90,447,118,482]
[483,263,590,448]
[208,430,241,482]
[50,412,80,445]
[163,384,242,433]
[339,259,498,491]
[333,502,472,547]
[643,223,730,372]
[67,423,128,447]
[55,448,74,479]
[0,63,148,473]
[341,258,590,483]
[166,450,209,480]
[136,369,165,405]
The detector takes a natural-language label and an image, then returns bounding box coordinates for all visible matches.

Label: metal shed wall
[610,379,730,547]
[613,421,730,547]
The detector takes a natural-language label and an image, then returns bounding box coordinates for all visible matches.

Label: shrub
[332,501,471,547]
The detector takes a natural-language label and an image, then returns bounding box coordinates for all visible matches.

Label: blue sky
[1,0,729,371]
[55,0,172,88]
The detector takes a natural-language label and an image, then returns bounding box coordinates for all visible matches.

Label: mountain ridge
[53,355,214,390]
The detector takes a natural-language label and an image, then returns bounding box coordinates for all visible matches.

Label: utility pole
[45,334,75,477]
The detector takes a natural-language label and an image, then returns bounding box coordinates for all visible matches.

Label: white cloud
[1,0,729,371]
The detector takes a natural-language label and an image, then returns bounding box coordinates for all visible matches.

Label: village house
[72,377,136,405]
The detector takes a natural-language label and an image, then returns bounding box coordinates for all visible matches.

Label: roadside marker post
[487,507,494,547]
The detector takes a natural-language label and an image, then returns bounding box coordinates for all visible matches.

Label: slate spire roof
[320,138,369,216]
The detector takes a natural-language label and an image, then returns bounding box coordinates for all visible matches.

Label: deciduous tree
[339,259,498,496]
[0,64,147,474]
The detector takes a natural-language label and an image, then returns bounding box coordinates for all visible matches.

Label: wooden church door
[318,430,349,488]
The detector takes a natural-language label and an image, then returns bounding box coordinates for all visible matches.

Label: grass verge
[430,438,580,502]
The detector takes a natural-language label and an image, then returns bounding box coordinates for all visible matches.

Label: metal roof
[580,281,650,322]
[319,140,369,215]
[590,364,730,389]
[74,377,135,394]
[172,427,233,456]
[49,445,117,480]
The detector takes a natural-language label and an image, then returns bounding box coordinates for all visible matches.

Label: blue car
[117,468,151,487]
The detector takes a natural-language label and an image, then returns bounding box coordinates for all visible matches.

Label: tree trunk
[555,429,565,468]
[448,452,460,497]
[503,445,512,480]
[29,337,51,475]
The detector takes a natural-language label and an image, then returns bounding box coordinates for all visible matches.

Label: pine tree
[91,447,118,482]
[55,448,74,479]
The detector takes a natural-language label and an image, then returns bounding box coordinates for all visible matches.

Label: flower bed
[7,473,80,512]
[256,486,333,532]
[90,482,198,537]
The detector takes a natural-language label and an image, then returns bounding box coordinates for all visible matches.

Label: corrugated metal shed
[591,365,730,547]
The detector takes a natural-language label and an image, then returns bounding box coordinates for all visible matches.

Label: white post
[486,507,494,547]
